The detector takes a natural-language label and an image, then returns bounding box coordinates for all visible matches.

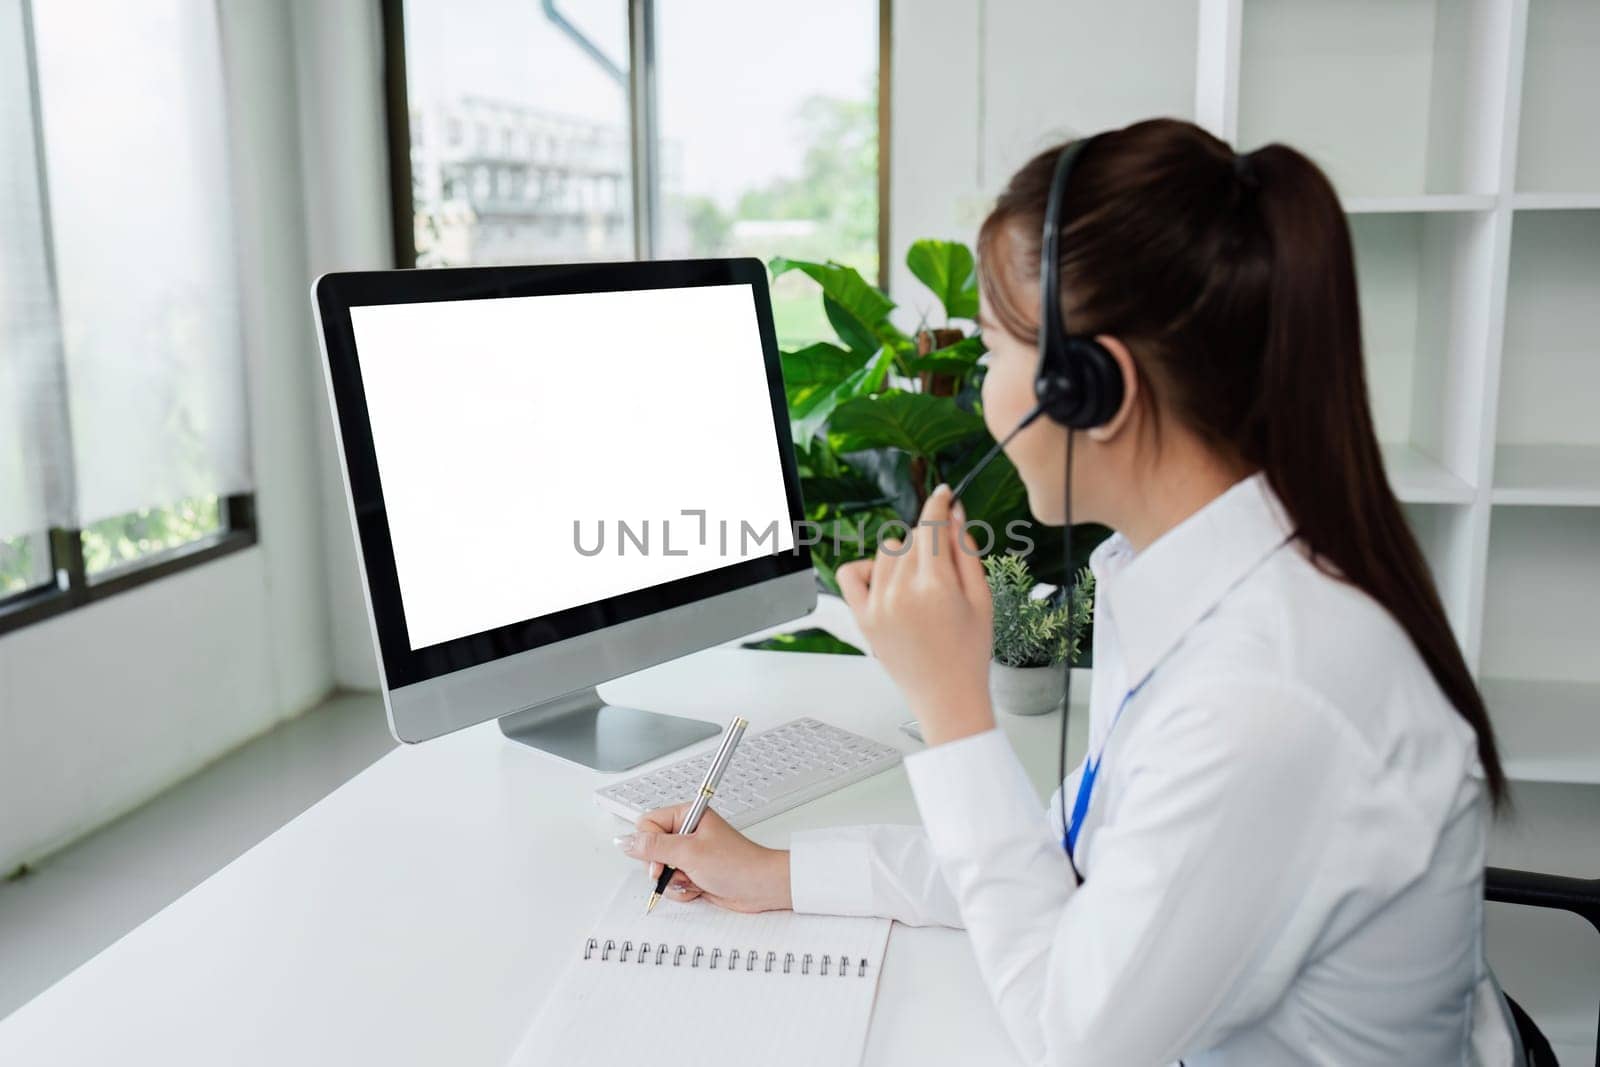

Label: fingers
[836,558,871,615]
[637,802,694,834]
[619,807,732,884]
[614,829,691,871]
[871,537,904,602]
[667,872,702,902]
[950,500,988,602]
[847,488,964,621]
[913,485,957,578]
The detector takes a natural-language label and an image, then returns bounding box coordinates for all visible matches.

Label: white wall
[0,0,349,872]
[887,0,1201,321]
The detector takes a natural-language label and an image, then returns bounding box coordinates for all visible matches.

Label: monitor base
[498,687,720,772]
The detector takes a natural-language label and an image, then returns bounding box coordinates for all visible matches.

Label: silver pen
[646,715,749,914]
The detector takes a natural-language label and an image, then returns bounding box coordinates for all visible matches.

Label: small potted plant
[985,554,1095,717]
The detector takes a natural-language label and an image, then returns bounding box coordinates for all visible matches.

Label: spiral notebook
[507,874,892,1067]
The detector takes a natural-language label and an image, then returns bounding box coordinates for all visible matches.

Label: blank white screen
[350,283,795,650]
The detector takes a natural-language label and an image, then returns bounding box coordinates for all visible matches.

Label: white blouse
[789,473,1517,1065]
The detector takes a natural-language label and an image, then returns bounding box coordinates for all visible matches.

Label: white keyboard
[594,718,903,829]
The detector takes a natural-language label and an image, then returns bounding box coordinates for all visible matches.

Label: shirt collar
[1089,472,1294,688]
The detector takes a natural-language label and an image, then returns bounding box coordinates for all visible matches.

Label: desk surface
[0,598,1087,1065]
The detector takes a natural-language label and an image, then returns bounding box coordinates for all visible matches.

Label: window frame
[379,0,893,289]
[0,497,258,637]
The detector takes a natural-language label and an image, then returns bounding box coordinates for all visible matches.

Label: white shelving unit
[893,0,1597,1053]
[1494,209,1600,509]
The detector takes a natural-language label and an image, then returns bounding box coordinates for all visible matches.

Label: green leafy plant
[770,240,1108,597]
[986,553,1095,669]
[741,628,865,655]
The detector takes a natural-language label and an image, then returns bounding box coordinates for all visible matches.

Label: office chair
[1486,867,1600,1066]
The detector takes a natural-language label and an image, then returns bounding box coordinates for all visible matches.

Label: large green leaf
[789,347,894,445]
[800,470,887,510]
[781,342,867,404]
[952,452,1028,532]
[791,385,848,447]
[769,256,913,356]
[836,449,919,522]
[906,239,979,321]
[809,552,840,595]
[905,335,986,377]
[771,256,893,326]
[827,391,985,456]
[742,627,865,656]
[824,295,879,355]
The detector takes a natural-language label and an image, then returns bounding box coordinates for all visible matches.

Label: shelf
[1512,192,1600,211]
[1515,0,1600,194]
[1482,678,1600,784]
[1496,211,1600,455]
[1481,507,1600,694]
[1237,0,1505,198]
[1383,443,1473,504]
[1343,195,1495,214]
[1350,212,1494,487]
[1397,500,1475,645]
[1492,445,1600,507]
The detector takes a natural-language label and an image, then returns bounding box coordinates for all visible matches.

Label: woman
[614,119,1516,1064]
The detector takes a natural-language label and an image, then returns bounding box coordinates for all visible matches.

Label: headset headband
[1034,134,1123,431]
[1039,136,1091,374]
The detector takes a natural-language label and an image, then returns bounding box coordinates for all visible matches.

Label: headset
[1035,136,1124,430]
[950,135,1123,884]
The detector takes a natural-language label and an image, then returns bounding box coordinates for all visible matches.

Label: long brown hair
[978,118,1506,808]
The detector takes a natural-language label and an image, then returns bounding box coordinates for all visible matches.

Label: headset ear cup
[1064,336,1125,430]
[1034,365,1075,425]
[1035,336,1126,430]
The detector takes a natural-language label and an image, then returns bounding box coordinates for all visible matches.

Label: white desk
[0,599,1088,1065]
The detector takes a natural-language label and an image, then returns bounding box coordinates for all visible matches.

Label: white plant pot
[989,660,1067,717]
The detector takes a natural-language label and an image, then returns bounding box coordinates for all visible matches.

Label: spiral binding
[583,937,868,977]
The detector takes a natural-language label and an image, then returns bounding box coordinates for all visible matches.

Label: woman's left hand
[837,484,995,746]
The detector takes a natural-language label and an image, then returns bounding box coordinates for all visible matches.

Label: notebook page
[508,876,891,1067]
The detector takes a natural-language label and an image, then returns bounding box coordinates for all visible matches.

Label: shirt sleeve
[788,824,964,928]
[904,680,1352,1066]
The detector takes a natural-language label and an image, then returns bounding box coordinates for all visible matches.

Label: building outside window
[394,0,882,348]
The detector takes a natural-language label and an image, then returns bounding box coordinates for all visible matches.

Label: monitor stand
[498,686,720,772]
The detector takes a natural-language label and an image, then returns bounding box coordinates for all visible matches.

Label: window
[81,494,224,579]
[386,0,885,347]
[654,1,879,345]
[0,0,255,634]
[398,0,634,268]
[0,534,49,597]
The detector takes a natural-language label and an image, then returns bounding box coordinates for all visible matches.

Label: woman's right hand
[613,804,792,913]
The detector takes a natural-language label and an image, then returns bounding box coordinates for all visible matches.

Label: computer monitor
[312,258,815,770]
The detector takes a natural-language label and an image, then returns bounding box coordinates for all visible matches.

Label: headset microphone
[949,402,1045,504]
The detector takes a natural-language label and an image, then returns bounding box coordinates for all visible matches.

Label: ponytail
[1248,144,1507,807]
[978,120,1507,808]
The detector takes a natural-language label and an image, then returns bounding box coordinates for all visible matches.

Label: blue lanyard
[1063,675,1148,858]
